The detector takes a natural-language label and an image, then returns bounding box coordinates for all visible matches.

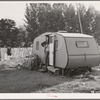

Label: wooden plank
[47,66,60,75]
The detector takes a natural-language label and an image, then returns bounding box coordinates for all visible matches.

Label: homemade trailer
[32,31,100,75]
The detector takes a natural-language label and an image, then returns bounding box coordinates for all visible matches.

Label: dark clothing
[7,48,11,56]
[44,45,49,70]
[45,51,49,65]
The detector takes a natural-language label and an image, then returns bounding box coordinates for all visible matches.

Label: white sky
[0,3,26,27]
[0,1,100,27]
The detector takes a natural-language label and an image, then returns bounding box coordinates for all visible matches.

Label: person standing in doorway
[41,35,49,71]
[44,36,49,70]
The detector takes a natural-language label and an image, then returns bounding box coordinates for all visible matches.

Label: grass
[0,60,100,93]
[37,67,100,93]
[0,69,71,93]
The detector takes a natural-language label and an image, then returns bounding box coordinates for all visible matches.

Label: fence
[0,47,32,61]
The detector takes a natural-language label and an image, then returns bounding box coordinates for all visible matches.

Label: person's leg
[45,52,48,71]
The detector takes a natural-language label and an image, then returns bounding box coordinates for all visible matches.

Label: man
[44,37,49,70]
[41,35,49,71]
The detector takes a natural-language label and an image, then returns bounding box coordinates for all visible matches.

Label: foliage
[64,4,79,32]
[17,27,28,47]
[0,3,100,47]
[24,3,99,45]
[0,18,19,47]
[25,3,38,42]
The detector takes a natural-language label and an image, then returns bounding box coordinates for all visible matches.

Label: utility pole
[76,3,83,34]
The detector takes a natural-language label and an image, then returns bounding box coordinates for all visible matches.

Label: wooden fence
[0,48,32,61]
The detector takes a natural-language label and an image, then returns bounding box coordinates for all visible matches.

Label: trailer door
[49,34,55,66]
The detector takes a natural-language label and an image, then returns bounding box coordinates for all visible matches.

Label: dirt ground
[0,58,100,93]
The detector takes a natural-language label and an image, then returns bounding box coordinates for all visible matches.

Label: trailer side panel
[65,37,99,69]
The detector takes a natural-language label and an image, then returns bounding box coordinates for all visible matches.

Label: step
[47,66,60,75]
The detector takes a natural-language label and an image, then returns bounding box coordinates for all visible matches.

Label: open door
[49,34,55,66]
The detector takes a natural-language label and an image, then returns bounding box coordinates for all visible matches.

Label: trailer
[32,31,100,75]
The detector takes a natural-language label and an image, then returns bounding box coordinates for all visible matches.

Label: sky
[0,3,26,27]
[0,1,100,27]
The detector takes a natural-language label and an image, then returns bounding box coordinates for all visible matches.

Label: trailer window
[36,41,39,50]
[76,41,89,48]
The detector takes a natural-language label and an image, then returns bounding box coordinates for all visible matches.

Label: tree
[49,3,65,32]
[36,3,52,33]
[93,11,100,44]
[0,18,19,47]
[25,3,99,45]
[25,3,67,44]
[64,4,78,32]
[25,3,39,43]
[17,27,28,47]
[25,3,54,43]
[77,4,97,35]
[83,6,96,35]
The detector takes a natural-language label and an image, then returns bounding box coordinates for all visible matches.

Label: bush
[30,54,41,70]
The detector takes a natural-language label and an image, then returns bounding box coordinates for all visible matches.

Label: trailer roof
[57,32,93,38]
[40,32,93,38]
